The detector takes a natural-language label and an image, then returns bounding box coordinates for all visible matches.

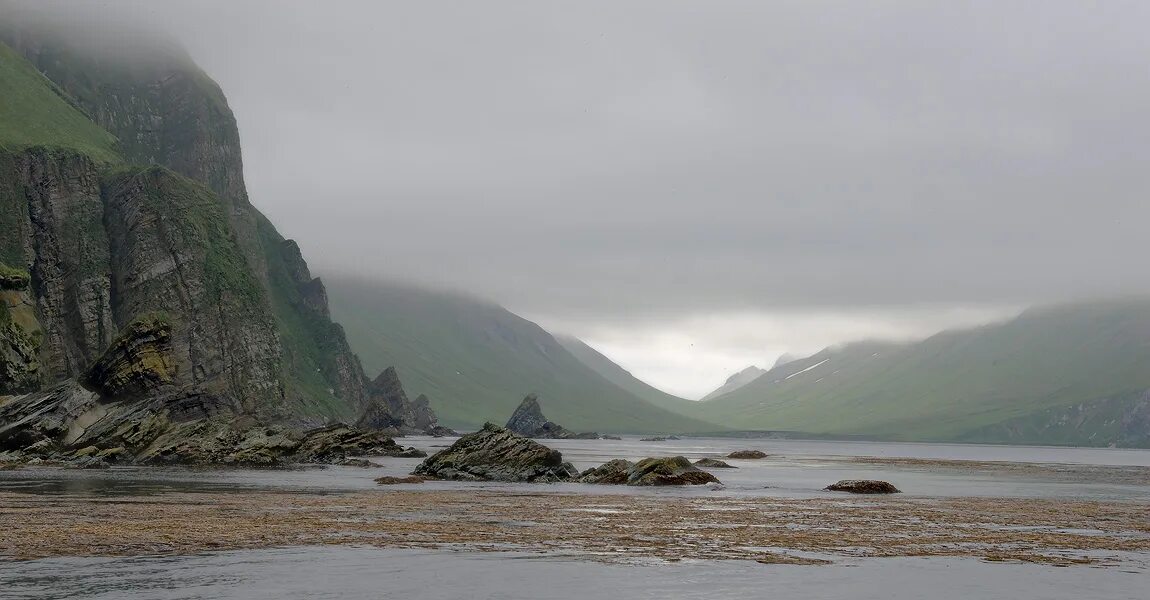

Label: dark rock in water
[727,450,768,459]
[397,447,428,458]
[601,435,623,441]
[504,394,597,439]
[627,456,721,486]
[825,479,901,494]
[667,435,681,441]
[578,456,720,486]
[375,475,426,485]
[639,437,666,442]
[334,458,378,468]
[694,458,737,469]
[577,459,634,484]
[412,422,578,482]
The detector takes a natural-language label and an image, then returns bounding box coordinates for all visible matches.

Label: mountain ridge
[326,276,719,433]
[695,298,1150,447]
[700,366,767,402]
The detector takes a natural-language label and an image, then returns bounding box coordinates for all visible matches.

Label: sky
[9,1,1150,397]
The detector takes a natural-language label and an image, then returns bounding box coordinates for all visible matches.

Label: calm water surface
[2,546,1146,600]
[2,436,1148,500]
[2,437,1148,599]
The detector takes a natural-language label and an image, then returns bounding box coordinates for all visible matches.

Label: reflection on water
[2,436,1148,501]
[1,546,1145,600]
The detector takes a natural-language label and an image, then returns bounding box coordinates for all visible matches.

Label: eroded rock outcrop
[356,367,454,436]
[727,450,768,459]
[413,422,578,482]
[627,456,721,486]
[505,394,597,439]
[577,459,633,484]
[85,313,175,398]
[0,263,40,394]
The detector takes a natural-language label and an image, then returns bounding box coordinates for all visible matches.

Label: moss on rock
[0,263,29,291]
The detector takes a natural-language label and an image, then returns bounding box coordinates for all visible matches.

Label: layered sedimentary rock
[413,423,578,482]
[505,394,597,439]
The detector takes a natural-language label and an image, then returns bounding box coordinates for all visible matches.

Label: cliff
[0,18,439,462]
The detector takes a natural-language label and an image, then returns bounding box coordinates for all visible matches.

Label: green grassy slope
[555,335,708,415]
[700,299,1150,445]
[0,42,119,163]
[326,278,719,433]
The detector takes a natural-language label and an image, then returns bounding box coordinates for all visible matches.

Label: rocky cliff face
[0,19,369,421]
[0,19,443,463]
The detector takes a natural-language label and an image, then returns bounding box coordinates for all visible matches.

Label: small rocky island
[412,423,721,486]
[504,394,598,439]
[825,479,901,494]
[727,450,768,459]
[413,422,579,482]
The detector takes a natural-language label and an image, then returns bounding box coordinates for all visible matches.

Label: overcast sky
[14,1,1150,397]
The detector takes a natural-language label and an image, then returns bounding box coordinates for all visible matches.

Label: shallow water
[2,546,1146,600]
[2,436,1148,501]
[2,437,1148,599]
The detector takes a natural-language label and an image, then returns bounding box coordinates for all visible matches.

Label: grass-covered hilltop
[0,12,442,464]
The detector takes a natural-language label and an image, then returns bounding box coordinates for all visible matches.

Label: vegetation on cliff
[0,17,433,463]
[0,42,120,163]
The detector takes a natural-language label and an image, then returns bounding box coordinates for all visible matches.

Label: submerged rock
[825,479,901,494]
[577,459,634,484]
[639,437,666,442]
[601,435,623,441]
[694,458,736,468]
[412,422,578,482]
[504,394,597,439]
[627,456,721,486]
[726,450,768,459]
[375,475,426,485]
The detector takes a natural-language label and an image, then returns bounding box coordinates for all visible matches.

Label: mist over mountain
[693,299,1150,447]
[700,366,767,402]
[326,277,716,433]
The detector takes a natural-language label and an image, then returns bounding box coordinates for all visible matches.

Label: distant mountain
[555,335,702,413]
[326,278,719,433]
[697,299,1150,447]
[772,353,798,368]
[700,366,767,401]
